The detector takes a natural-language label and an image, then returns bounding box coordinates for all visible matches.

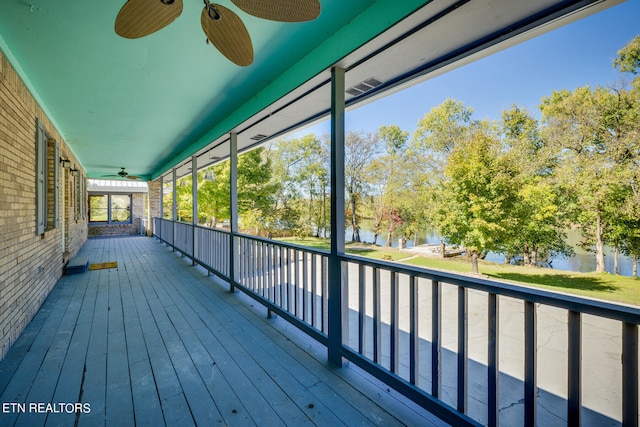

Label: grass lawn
[276,237,414,261]
[404,256,640,306]
[277,236,640,306]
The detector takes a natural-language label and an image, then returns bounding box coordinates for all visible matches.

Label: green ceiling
[0,0,428,180]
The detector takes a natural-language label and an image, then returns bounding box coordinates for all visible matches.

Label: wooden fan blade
[201,4,254,67]
[231,0,320,22]
[115,0,183,39]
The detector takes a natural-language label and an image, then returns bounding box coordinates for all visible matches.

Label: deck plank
[160,268,348,426]
[155,273,308,426]
[0,236,447,427]
[147,265,284,426]
[155,247,414,427]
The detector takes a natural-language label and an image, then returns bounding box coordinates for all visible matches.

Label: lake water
[346,225,638,277]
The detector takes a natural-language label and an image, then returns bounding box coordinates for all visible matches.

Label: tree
[345,131,381,242]
[199,162,231,227]
[614,35,640,74]
[195,147,278,233]
[413,98,474,155]
[267,134,329,237]
[237,148,279,234]
[367,124,414,246]
[499,106,572,265]
[434,128,517,274]
[411,99,479,249]
[540,84,639,273]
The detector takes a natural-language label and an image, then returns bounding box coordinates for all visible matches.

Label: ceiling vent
[346,77,383,96]
[250,134,268,141]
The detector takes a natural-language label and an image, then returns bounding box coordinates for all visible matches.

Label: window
[36,118,59,234]
[89,194,132,224]
[74,172,86,221]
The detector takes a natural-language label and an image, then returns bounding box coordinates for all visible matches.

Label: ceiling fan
[103,168,143,180]
[114,0,321,66]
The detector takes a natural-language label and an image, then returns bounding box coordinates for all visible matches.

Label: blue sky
[306,0,640,137]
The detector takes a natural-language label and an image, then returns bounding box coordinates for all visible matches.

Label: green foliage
[499,106,572,264]
[345,131,381,241]
[378,124,408,154]
[161,34,640,283]
[267,133,329,237]
[540,79,640,272]
[413,98,474,153]
[433,128,517,272]
[614,35,640,74]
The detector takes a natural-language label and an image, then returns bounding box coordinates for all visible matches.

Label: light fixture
[60,159,71,169]
[205,169,215,181]
[72,170,80,177]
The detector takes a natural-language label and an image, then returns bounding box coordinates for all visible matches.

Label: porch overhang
[0,0,624,181]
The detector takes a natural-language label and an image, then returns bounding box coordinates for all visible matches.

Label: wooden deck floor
[0,236,447,426]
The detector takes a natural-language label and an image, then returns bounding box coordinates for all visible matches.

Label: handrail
[341,253,640,324]
[152,218,639,427]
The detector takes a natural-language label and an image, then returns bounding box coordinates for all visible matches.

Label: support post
[172,168,177,251]
[568,310,582,426]
[488,293,499,427]
[328,66,347,367]
[172,168,177,221]
[192,155,198,265]
[524,301,537,427]
[159,175,164,219]
[623,322,638,427]
[159,175,164,239]
[229,132,239,293]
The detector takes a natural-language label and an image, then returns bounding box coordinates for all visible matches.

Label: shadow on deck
[0,236,446,426]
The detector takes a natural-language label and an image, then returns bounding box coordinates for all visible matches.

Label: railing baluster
[303,252,308,322]
[258,242,263,296]
[623,322,638,427]
[488,293,499,427]
[287,248,292,311]
[358,264,366,355]
[373,267,381,364]
[432,280,441,398]
[266,244,275,302]
[322,256,328,333]
[259,241,264,296]
[279,246,285,307]
[252,240,257,291]
[410,275,419,386]
[245,238,250,286]
[457,286,468,413]
[294,249,300,318]
[391,271,399,374]
[248,239,253,289]
[568,310,581,426]
[250,239,254,288]
[256,241,260,292]
[525,301,537,427]
[311,253,317,328]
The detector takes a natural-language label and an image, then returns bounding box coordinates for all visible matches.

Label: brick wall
[148,181,161,235]
[0,49,87,360]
